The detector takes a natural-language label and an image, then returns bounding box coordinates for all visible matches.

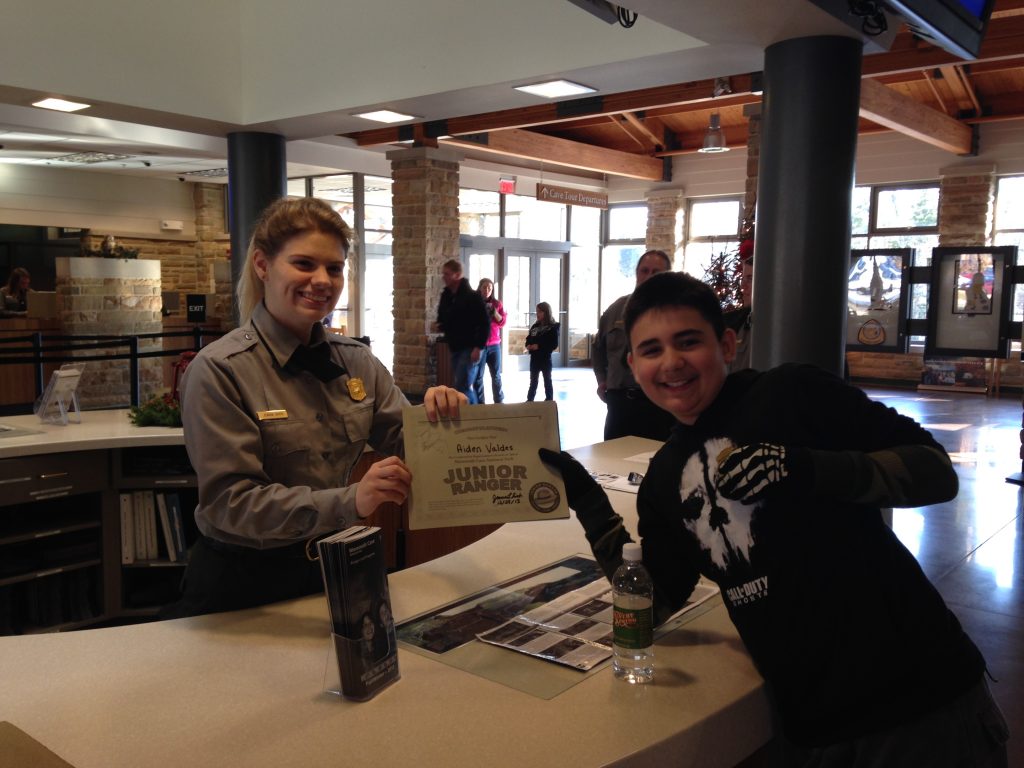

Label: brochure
[477,578,720,672]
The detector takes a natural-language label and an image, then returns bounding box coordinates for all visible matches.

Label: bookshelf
[111,445,198,617]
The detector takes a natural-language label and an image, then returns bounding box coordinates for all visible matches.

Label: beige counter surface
[0,437,771,768]
[0,410,183,459]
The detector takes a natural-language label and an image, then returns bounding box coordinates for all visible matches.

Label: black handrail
[0,328,224,407]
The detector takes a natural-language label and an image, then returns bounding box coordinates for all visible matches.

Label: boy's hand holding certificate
[402,401,569,530]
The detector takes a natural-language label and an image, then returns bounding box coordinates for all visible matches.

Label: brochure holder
[34,364,85,426]
[321,632,399,701]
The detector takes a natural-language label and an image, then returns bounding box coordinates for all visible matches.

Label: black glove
[538,447,600,507]
[715,443,789,503]
[539,447,625,556]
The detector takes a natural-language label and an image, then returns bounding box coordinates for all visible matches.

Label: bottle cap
[622,542,642,562]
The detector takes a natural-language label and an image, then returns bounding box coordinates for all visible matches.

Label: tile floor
[492,365,1022,763]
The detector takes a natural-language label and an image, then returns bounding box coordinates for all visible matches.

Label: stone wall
[56,182,231,407]
[55,257,163,408]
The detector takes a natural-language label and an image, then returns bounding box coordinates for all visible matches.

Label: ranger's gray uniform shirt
[180,301,408,549]
[591,293,639,391]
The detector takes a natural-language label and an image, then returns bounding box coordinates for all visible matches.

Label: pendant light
[698,113,729,153]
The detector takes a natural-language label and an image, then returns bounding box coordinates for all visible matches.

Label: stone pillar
[387,146,463,395]
[937,164,996,247]
[645,189,685,265]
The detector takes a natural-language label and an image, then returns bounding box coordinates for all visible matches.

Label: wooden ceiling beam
[921,69,950,114]
[859,78,973,154]
[441,129,665,181]
[940,64,983,115]
[609,115,650,151]
[347,73,759,147]
[621,112,665,150]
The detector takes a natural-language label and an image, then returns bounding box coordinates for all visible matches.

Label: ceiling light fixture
[33,98,91,113]
[514,79,596,99]
[354,109,418,124]
[182,168,230,178]
[698,113,729,154]
[51,151,133,164]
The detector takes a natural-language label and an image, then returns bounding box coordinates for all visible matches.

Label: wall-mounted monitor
[887,0,996,60]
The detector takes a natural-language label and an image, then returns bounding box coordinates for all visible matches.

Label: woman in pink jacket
[474,278,506,403]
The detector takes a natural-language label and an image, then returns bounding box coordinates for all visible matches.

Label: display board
[846,248,912,353]
[925,246,1017,357]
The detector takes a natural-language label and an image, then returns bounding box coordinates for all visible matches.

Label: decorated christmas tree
[702,244,743,311]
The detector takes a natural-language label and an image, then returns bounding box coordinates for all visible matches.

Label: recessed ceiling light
[50,151,132,164]
[183,168,230,178]
[514,80,596,99]
[354,110,418,124]
[32,98,91,113]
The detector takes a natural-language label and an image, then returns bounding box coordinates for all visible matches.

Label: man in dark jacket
[435,259,490,402]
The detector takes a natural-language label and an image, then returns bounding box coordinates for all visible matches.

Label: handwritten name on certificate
[402,402,569,530]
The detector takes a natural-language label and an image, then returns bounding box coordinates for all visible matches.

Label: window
[683,197,742,279]
[994,175,1024,323]
[850,183,940,262]
[504,193,567,241]
[459,189,501,236]
[600,203,648,314]
[568,206,601,357]
[850,183,940,339]
[309,174,396,369]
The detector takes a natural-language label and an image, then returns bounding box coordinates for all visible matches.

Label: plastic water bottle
[612,542,654,683]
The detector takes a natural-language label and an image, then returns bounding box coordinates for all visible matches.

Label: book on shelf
[164,492,188,561]
[317,526,399,702]
[119,492,135,564]
[143,491,158,560]
[131,491,147,561]
[155,493,178,562]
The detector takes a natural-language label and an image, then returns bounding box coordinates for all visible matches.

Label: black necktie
[289,343,346,383]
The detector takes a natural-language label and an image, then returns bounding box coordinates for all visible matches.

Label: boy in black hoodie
[542,271,1007,767]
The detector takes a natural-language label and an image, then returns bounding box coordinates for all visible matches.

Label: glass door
[504,249,567,369]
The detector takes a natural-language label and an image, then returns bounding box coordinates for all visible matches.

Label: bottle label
[613,605,653,650]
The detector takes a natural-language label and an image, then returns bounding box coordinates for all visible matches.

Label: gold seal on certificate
[402,402,569,530]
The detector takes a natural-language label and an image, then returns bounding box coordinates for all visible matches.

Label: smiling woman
[164,197,466,618]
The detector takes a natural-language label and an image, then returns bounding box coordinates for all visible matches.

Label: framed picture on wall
[925,246,1017,358]
[951,252,994,315]
[845,248,911,353]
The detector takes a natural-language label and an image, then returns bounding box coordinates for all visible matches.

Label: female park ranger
[165,196,462,617]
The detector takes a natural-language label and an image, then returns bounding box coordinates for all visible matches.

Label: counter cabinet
[0,411,499,635]
[0,445,198,634]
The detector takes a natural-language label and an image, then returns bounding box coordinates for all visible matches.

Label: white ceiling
[0,0,862,183]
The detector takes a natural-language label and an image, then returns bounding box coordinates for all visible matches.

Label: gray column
[750,36,862,377]
[227,132,287,325]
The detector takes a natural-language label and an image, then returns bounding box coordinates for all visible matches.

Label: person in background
[592,249,672,441]
[473,277,506,403]
[525,301,559,402]
[542,271,1007,768]
[166,197,465,618]
[1,267,31,314]
[434,259,490,403]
